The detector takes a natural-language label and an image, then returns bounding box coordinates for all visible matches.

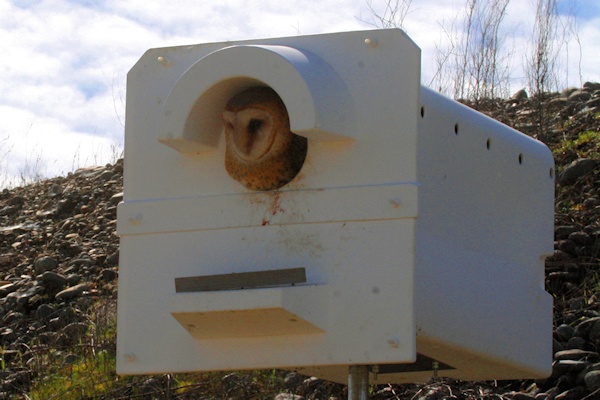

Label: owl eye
[226,108,276,161]
[247,119,263,135]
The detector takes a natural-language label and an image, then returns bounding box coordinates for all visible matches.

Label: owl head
[222,87,307,191]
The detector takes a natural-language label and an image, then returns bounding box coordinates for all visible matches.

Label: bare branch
[360,0,414,30]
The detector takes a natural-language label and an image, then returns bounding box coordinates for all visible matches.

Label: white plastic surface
[158,44,354,155]
[118,28,420,376]
[117,28,554,383]
[413,87,554,381]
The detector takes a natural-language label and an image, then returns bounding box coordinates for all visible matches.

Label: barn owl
[222,86,307,191]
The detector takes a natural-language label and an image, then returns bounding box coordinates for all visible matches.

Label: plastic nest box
[116,29,554,384]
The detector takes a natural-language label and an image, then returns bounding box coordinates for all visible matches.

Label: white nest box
[116,29,554,383]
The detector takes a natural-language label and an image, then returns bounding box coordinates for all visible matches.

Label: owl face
[222,107,278,162]
[223,87,307,191]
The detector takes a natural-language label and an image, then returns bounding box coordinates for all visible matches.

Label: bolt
[157,56,170,66]
[364,38,378,48]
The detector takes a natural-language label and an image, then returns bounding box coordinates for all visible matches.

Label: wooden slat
[175,267,306,293]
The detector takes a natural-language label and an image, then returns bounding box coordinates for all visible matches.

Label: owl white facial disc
[222,86,307,191]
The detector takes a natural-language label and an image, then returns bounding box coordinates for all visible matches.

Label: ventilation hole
[454,123,459,135]
[420,106,425,118]
[549,167,554,179]
[518,153,523,164]
[486,138,491,150]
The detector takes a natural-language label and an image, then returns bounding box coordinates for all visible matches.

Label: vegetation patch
[553,129,600,165]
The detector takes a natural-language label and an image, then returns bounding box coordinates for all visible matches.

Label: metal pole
[348,365,369,400]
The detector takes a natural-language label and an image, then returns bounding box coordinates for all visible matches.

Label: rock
[33,256,58,274]
[585,370,600,392]
[555,226,581,239]
[561,87,579,97]
[566,336,587,350]
[39,271,67,290]
[55,283,89,302]
[569,231,594,246]
[559,158,599,186]
[568,90,591,102]
[55,197,77,215]
[1,327,16,342]
[555,349,600,362]
[0,254,14,268]
[511,88,528,101]
[73,165,104,178]
[552,360,590,377]
[284,372,304,388]
[554,386,587,400]
[583,82,600,91]
[592,321,600,344]
[0,205,19,216]
[8,196,25,206]
[49,183,63,196]
[109,192,123,206]
[34,303,56,321]
[568,297,586,311]
[575,318,600,341]
[99,268,117,282]
[586,97,600,108]
[577,362,600,385]
[553,337,566,354]
[504,392,536,399]
[275,394,304,400]
[99,170,115,181]
[583,196,600,208]
[0,283,18,298]
[5,285,43,312]
[106,250,119,266]
[69,258,94,270]
[556,324,576,341]
[557,240,577,254]
[113,161,124,173]
[548,97,568,111]
[66,274,82,286]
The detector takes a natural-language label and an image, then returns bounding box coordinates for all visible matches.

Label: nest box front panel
[117,29,421,375]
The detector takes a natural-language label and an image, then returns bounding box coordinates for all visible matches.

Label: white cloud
[0,0,598,186]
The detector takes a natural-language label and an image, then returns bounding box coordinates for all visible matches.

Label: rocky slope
[0,83,599,399]
[0,162,122,397]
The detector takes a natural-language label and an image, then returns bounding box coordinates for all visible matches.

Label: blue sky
[1,0,598,185]
[557,0,599,20]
